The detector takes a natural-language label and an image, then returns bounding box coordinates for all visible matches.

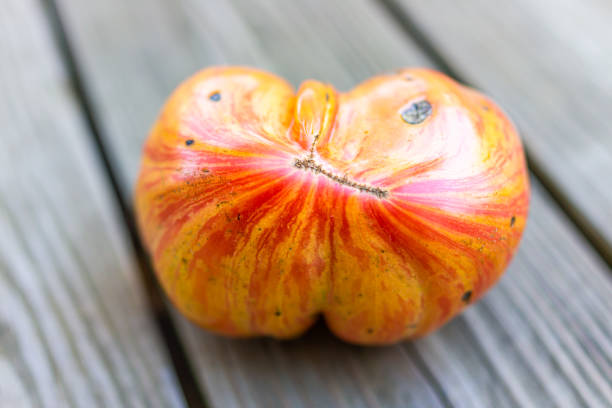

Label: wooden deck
[1,0,610,406]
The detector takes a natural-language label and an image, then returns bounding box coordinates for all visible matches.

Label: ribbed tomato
[135,66,529,345]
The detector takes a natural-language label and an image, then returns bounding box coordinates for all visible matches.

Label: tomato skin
[135,66,529,345]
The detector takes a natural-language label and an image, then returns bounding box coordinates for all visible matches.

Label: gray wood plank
[0,1,185,407]
[54,0,612,406]
[388,0,612,256]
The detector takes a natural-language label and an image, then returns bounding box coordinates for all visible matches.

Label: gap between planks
[39,0,209,406]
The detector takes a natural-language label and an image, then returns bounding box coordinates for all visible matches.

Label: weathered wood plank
[0,1,185,407]
[387,0,612,256]
[55,0,612,406]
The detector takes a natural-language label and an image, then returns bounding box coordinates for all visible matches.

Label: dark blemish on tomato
[381,249,385,253]
[257,227,262,231]
[181,258,188,264]
[209,91,221,101]
[237,213,241,221]
[510,215,516,227]
[185,139,194,146]
[357,293,363,298]
[367,328,374,334]
[401,100,432,124]
[462,290,472,303]
[325,93,330,101]
[275,310,282,317]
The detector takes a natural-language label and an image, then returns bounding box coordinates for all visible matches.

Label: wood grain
[54,0,612,406]
[0,1,185,406]
[387,0,612,255]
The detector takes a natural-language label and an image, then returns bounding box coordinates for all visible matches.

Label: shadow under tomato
[185,317,455,407]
